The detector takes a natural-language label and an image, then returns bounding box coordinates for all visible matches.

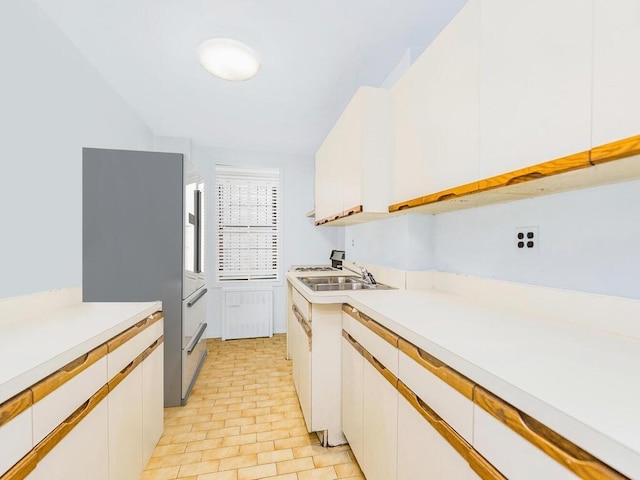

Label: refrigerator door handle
[193,189,202,274]
[187,288,208,307]
[186,322,207,354]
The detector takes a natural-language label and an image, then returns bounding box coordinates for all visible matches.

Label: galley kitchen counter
[287,271,640,478]
[0,292,161,404]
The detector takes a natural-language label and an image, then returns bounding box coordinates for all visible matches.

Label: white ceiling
[35,0,466,154]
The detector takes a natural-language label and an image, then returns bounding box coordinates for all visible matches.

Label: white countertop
[0,300,161,404]
[287,271,640,478]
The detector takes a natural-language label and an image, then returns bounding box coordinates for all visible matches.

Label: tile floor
[142,334,364,480]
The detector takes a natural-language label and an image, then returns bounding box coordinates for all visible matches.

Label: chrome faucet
[359,266,377,285]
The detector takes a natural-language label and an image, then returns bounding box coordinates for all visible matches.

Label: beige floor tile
[275,457,315,474]
[256,429,291,442]
[291,445,330,458]
[274,435,318,450]
[237,463,278,480]
[218,453,258,471]
[238,440,275,455]
[257,449,294,464]
[222,433,257,447]
[185,438,225,453]
[312,451,352,468]
[260,474,297,480]
[152,443,188,457]
[196,470,238,480]
[206,426,242,439]
[177,460,220,477]
[297,466,338,480]
[141,466,179,480]
[333,463,363,478]
[240,422,273,434]
[147,452,203,469]
[172,431,208,444]
[201,446,241,461]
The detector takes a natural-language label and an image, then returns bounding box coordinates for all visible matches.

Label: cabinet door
[109,364,143,480]
[480,0,592,178]
[315,124,344,221]
[297,322,312,432]
[391,69,428,205]
[341,336,364,463]
[142,345,164,468]
[33,400,109,480]
[392,0,480,203]
[341,92,364,212]
[362,360,397,480]
[592,0,640,146]
[398,394,479,480]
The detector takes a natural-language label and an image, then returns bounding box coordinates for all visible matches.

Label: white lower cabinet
[109,364,144,480]
[362,360,397,480]
[341,336,363,462]
[34,400,109,480]
[473,405,578,480]
[0,406,32,476]
[296,321,312,431]
[397,394,479,480]
[142,344,164,467]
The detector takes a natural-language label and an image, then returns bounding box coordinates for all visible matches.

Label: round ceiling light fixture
[197,38,260,81]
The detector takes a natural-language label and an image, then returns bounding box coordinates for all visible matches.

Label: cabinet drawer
[292,287,310,322]
[108,317,163,379]
[32,355,108,444]
[0,391,33,476]
[342,306,398,377]
[398,340,474,443]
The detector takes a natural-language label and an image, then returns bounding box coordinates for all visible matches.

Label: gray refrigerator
[83,148,208,407]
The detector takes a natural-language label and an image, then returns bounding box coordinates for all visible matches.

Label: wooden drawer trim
[32,383,109,463]
[342,304,399,348]
[341,329,397,388]
[591,134,640,165]
[315,205,363,226]
[0,450,38,480]
[107,312,163,353]
[292,305,312,350]
[474,386,627,480]
[0,390,32,429]
[398,381,505,480]
[142,335,164,361]
[398,338,474,400]
[31,344,108,403]
[108,353,144,392]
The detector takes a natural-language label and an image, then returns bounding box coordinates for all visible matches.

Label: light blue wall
[345,180,640,300]
[0,0,155,299]
[345,214,433,271]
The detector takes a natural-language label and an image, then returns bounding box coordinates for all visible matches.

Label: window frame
[213,163,283,286]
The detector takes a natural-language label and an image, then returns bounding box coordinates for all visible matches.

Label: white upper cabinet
[391,0,480,206]
[479,0,593,178]
[314,86,391,224]
[592,0,640,147]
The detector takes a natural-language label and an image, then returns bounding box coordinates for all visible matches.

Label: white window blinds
[215,165,281,282]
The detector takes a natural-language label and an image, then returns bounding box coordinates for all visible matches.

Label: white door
[592,0,640,147]
[108,365,143,480]
[142,344,164,467]
[479,0,592,178]
[341,336,364,463]
[33,400,109,480]
[362,360,397,480]
[397,394,480,480]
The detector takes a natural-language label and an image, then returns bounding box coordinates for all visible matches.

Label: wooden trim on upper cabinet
[341,304,399,347]
[0,450,39,480]
[31,344,108,403]
[398,381,505,480]
[476,151,591,192]
[389,181,479,212]
[0,389,32,428]
[473,386,628,480]
[33,384,109,462]
[398,338,474,400]
[315,205,363,226]
[591,134,640,165]
[106,311,163,353]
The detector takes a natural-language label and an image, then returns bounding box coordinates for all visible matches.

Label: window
[215,165,281,282]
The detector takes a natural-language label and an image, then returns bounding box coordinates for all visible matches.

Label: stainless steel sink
[300,276,394,291]
[300,276,360,285]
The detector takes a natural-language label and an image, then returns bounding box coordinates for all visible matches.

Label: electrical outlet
[351,239,355,247]
[515,226,539,252]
